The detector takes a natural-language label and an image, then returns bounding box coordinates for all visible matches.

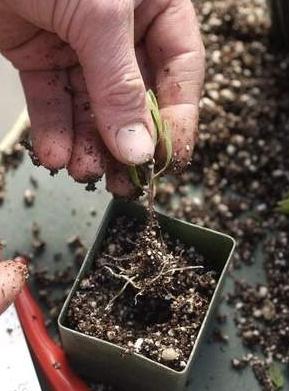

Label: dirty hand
[0,0,205,196]
[0,254,28,315]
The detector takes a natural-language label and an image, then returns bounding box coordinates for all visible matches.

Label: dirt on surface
[156,0,289,388]
[67,214,217,371]
[1,0,289,389]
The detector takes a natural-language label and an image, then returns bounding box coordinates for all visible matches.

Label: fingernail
[116,123,155,165]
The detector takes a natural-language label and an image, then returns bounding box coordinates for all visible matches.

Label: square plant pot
[58,199,235,391]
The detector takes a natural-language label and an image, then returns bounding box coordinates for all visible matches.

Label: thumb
[70,1,155,165]
[0,259,28,314]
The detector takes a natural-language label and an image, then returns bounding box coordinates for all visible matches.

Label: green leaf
[154,119,173,177]
[147,90,161,145]
[128,90,173,189]
[268,364,284,390]
[276,197,289,214]
[128,166,142,188]
[147,90,173,178]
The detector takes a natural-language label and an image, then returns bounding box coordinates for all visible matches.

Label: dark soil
[156,0,289,388]
[67,214,217,371]
[232,355,277,391]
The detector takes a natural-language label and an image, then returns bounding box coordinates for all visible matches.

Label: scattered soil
[30,263,76,327]
[66,235,87,266]
[20,138,40,167]
[67,214,217,371]
[232,355,277,391]
[23,188,36,207]
[1,0,289,389]
[31,222,46,255]
[85,181,98,192]
[0,142,25,204]
[155,0,289,388]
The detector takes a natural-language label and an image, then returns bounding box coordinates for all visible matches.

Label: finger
[3,31,77,71]
[72,0,155,165]
[144,0,205,169]
[0,260,28,314]
[134,0,144,8]
[20,69,74,169]
[135,42,154,90]
[105,156,137,198]
[134,0,167,43]
[68,67,105,182]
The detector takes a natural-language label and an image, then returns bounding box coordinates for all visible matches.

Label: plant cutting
[58,92,235,391]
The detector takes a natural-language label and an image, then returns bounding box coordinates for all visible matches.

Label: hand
[0,0,205,196]
[0,255,28,315]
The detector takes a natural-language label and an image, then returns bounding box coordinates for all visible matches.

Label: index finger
[0,260,28,314]
[145,0,205,170]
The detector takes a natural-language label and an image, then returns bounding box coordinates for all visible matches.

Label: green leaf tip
[276,197,289,214]
[128,90,173,187]
[146,89,172,178]
[268,364,284,390]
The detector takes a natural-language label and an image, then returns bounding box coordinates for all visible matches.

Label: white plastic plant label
[0,304,41,391]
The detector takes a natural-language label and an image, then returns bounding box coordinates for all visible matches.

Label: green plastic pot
[58,199,235,391]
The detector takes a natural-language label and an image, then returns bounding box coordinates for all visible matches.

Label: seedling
[128,90,172,197]
[106,90,190,308]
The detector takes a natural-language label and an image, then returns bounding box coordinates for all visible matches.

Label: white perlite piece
[161,347,179,362]
[134,338,144,352]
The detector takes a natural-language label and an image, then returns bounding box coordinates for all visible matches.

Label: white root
[104,266,140,290]
[164,265,204,275]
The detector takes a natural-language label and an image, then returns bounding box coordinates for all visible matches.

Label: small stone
[134,338,144,352]
[226,144,236,156]
[232,358,246,370]
[201,97,216,110]
[23,189,35,207]
[258,286,268,298]
[261,300,276,320]
[108,244,116,254]
[67,235,83,249]
[161,347,179,362]
[53,362,61,370]
[90,207,97,216]
[80,278,90,289]
[220,89,235,102]
[253,309,262,318]
[106,331,115,341]
[208,90,220,100]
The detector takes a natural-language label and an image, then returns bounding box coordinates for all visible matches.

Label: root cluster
[101,214,203,308]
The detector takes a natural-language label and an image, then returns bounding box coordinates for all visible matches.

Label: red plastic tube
[15,285,90,391]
